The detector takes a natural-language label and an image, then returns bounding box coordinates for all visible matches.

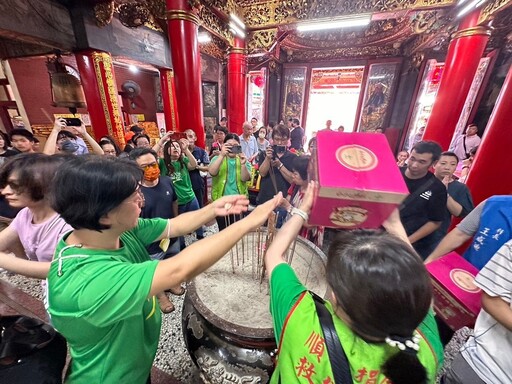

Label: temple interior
[0,0,511,383]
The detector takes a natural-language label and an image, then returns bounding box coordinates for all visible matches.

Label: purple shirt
[11,208,72,262]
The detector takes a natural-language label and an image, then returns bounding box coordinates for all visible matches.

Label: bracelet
[291,207,309,222]
[461,166,469,170]
[278,163,283,170]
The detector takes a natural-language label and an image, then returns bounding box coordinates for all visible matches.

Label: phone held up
[229,145,242,154]
[64,118,82,127]
[169,132,187,141]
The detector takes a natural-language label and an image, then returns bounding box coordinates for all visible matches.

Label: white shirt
[450,134,481,161]
[461,241,512,384]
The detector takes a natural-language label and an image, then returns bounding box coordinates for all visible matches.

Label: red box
[425,252,482,330]
[309,131,408,229]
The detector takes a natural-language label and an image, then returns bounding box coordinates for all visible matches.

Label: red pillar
[227,37,247,135]
[465,65,512,205]
[159,68,179,132]
[422,13,490,149]
[75,50,125,146]
[166,0,204,148]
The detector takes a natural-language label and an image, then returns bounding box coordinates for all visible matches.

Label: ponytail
[382,351,428,384]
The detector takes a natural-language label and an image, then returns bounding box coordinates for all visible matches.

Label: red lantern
[253,75,265,88]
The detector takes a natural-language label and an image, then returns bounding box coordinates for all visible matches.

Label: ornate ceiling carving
[88,0,512,64]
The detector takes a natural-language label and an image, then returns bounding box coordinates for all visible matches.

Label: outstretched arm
[150,194,282,295]
[265,182,316,276]
[0,252,50,279]
[425,227,471,264]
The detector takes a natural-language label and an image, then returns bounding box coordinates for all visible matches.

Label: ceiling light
[198,32,212,44]
[229,22,246,38]
[457,0,486,17]
[129,65,138,73]
[297,15,371,32]
[230,14,246,30]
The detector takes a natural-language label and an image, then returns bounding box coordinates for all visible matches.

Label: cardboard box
[309,131,408,228]
[426,252,482,330]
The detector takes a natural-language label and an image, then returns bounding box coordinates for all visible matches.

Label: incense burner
[182,230,327,383]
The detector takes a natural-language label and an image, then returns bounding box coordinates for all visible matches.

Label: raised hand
[298,181,317,214]
[212,195,250,217]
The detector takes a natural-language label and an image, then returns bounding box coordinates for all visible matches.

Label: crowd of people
[0,117,509,384]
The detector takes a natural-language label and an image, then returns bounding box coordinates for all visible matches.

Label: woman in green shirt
[164,138,203,248]
[265,182,443,384]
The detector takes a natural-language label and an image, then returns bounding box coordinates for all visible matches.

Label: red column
[166,0,204,148]
[227,37,247,135]
[159,68,179,132]
[465,65,512,205]
[422,14,490,149]
[75,50,125,146]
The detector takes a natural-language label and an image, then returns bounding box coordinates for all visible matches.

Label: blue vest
[464,196,512,270]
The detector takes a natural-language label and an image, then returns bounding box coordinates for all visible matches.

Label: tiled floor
[0,278,183,384]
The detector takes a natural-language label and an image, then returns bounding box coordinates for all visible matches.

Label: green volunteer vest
[270,292,439,384]
[211,156,248,200]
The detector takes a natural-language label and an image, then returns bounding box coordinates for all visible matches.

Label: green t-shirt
[211,156,252,196]
[47,218,167,384]
[269,263,444,363]
[169,157,195,205]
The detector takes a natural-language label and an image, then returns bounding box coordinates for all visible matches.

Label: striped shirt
[461,240,512,384]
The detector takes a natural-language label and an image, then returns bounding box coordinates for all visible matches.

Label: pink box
[425,252,482,330]
[309,131,408,229]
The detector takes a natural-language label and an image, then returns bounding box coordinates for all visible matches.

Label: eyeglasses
[140,162,158,171]
[103,150,117,155]
[128,187,145,208]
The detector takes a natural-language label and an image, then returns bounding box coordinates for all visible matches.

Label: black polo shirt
[256,150,296,204]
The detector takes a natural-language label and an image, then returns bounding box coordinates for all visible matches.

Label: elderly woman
[265,182,443,383]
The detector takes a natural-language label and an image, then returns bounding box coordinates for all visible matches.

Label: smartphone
[65,118,82,126]
[229,145,242,154]
[170,132,187,141]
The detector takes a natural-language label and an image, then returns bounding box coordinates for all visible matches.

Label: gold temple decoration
[91,52,125,146]
[479,0,512,24]
[94,1,115,27]
[452,26,492,40]
[247,29,277,53]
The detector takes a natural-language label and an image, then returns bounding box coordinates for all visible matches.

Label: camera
[229,145,242,154]
[272,145,286,159]
[64,118,82,127]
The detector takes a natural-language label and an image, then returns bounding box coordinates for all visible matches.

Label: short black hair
[411,140,442,162]
[57,130,77,141]
[50,155,142,231]
[272,124,290,139]
[130,125,144,134]
[10,128,35,142]
[129,147,158,162]
[292,155,310,181]
[0,131,11,149]
[0,153,67,202]
[220,117,227,122]
[214,126,228,135]
[223,133,240,144]
[292,118,300,126]
[440,151,459,163]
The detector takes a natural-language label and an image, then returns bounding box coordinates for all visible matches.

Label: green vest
[271,292,439,384]
[211,157,248,200]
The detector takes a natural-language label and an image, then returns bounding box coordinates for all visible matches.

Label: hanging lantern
[47,55,86,109]
[253,75,265,88]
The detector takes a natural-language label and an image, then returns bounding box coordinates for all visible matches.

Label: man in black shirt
[257,124,295,227]
[399,141,447,259]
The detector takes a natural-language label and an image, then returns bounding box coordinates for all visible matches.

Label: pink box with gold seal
[308,131,408,229]
[425,252,482,330]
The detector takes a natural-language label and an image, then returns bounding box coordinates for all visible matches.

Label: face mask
[143,165,160,181]
[60,139,79,153]
[259,132,266,138]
